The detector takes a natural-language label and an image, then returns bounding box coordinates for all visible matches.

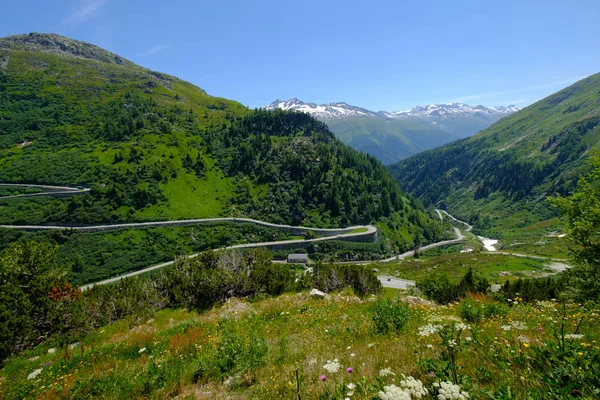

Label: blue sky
[1,0,599,111]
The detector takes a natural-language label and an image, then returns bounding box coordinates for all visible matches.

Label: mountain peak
[0,32,135,67]
[266,98,377,119]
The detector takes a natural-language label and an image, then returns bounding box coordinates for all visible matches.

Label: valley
[267,99,519,164]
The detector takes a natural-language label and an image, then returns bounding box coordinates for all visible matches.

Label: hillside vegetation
[0,33,445,253]
[390,73,600,237]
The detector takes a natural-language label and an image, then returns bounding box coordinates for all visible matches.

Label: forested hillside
[390,73,600,234]
[0,33,444,250]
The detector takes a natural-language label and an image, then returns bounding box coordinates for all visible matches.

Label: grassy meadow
[2,290,598,399]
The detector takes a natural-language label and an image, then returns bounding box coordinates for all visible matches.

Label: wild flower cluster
[564,334,584,340]
[377,375,427,400]
[378,384,412,400]
[500,320,527,331]
[323,358,341,373]
[433,381,469,399]
[418,324,443,337]
[399,375,428,398]
[379,367,396,377]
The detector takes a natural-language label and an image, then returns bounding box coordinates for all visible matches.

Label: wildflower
[564,334,584,340]
[510,321,527,330]
[577,352,583,356]
[347,382,356,396]
[323,359,341,373]
[347,367,354,373]
[433,381,469,399]
[454,322,470,331]
[319,375,327,381]
[465,336,472,342]
[379,367,395,377]
[501,325,512,331]
[378,384,411,400]
[139,347,146,353]
[350,353,356,357]
[523,343,530,348]
[399,375,428,398]
[517,336,530,343]
[418,324,443,337]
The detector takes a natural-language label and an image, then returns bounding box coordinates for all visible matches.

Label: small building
[287,253,309,264]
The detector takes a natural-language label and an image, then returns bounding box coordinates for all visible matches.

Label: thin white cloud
[452,77,584,103]
[58,0,112,30]
[136,44,171,57]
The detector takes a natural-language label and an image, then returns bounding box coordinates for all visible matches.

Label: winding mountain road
[0,183,90,200]
[379,209,470,262]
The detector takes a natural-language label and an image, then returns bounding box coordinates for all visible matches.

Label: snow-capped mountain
[267,99,519,120]
[265,98,521,164]
[266,98,378,119]
[381,102,520,119]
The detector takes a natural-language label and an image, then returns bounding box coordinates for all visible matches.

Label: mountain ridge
[0,33,445,252]
[389,72,600,236]
[266,98,520,121]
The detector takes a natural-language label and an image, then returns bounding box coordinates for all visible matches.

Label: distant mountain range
[266,99,520,164]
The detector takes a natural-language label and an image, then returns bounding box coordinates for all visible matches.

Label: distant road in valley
[0,183,90,199]
[380,209,470,262]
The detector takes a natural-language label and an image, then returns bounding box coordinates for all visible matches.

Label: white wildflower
[399,375,428,398]
[347,382,356,396]
[447,340,458,347]
[434,381,469,400]
[378,384,411,400]
[510,321,527,330]
[418,324,443,337]
[501,325,512,331]
[27,369,42,380]
[517,335,530,343]
[465,336,472,342]
[565,334,584,340]
[323,359,341,373]
[379,367,396,377]
[139,347,147,353]
[454,322,470,331]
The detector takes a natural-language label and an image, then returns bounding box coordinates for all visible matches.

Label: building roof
[287,253,309,260]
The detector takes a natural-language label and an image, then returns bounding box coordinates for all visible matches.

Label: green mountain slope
[389,73,600,235]
[327,116,459,164]
[0,33,444,250]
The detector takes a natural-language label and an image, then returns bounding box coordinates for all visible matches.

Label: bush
[419,268,489,304]
[371,297,409,334]
[482,301,509,318]
[194,318,267,383]
[457,297,484,323]
[312,263,382,297]
[418,273,458,304]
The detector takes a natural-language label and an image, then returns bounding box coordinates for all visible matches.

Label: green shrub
[419,268,489,304]
[371,297,409,334]
[312,263,382,297]
[458,297,483,323]
[194,318,267,383]
[482,301,509,318]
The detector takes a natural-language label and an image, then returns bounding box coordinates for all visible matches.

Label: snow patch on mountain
[266,98,520,121]
[266,98,378,120]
